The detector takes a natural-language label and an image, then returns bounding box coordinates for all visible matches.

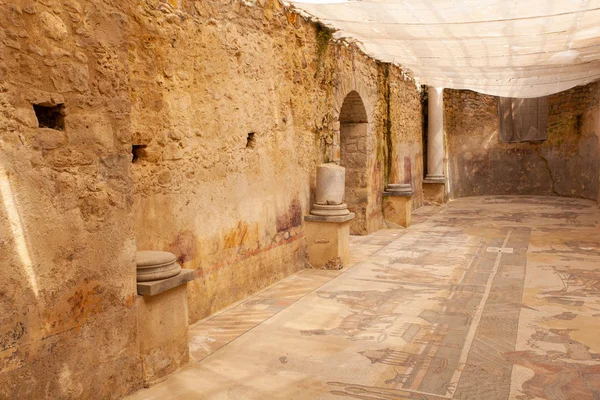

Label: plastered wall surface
[0,0,424,397]
[445,82,600,200]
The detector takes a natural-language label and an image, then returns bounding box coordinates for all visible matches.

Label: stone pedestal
[136,284,190,385]
[383,196,412,228]
[383,184,413,228]
[305,164,355,269]
[135,250,195,384]
[423,179,447,204]
[304,214,354,269]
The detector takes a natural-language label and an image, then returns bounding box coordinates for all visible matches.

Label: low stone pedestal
[137,284,190,385]
[304,213,354,269]
[383,191,413,228]
[423,178,447,204]
[135,250,196,385]
[305,163,354,269]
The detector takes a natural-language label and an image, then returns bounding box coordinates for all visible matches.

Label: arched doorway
[339,91,369,235]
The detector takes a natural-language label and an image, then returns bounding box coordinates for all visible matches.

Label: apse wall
[445,82,600,200]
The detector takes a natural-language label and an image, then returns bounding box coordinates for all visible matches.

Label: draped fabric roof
[286,0,600,97]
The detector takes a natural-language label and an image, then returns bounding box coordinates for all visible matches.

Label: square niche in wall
[499,97,548,143]
[33,103,65,130]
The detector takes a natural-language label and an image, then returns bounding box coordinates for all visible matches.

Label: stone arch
[339,91,369,235]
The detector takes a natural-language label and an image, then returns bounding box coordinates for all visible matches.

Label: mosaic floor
[128,196,600,400]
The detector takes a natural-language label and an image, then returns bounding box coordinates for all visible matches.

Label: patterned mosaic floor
[188,228,405,362]
[129,196,600,400]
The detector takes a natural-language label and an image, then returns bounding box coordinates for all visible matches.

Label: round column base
[310,203,350,217]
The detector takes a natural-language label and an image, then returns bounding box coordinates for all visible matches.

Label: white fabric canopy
[286,0,600,97]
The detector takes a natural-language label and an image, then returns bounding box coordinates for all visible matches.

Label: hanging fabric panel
[499,97,549,142]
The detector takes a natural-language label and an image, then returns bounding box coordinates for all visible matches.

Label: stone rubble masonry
[0,0,424,398]
[0,0,140,399]
[129,1,424,322]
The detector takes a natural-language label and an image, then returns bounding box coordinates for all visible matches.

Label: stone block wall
[340,122,369,234]
[445,82,600,200]
[340,91,369,123]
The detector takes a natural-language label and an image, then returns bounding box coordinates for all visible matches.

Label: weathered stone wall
[0,0,424,397]
[387,67,424,209]
[0,1,141,399]
[446,82,600,200]
[128,0,424,322]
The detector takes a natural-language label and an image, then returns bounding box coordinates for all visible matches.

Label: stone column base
[136,284,190,385]
[424,174,445,183]
[383,193,412,228]
[423,179,447,204]
[304,213,354,269]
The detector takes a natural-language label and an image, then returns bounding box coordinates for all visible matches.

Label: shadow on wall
[339,91,369,235]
